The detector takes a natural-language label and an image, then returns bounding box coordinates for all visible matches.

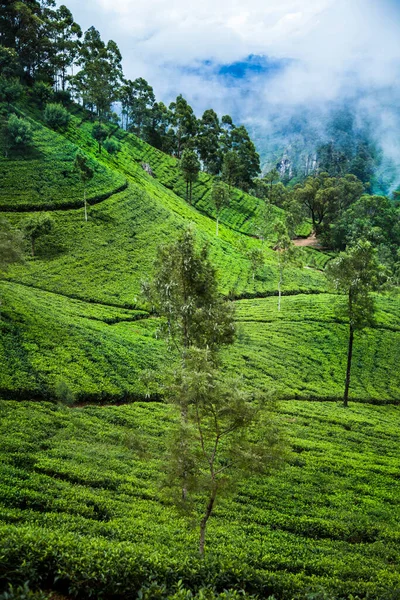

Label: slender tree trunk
[199,489,217,556]
[344,324,354,408]
[84,185,88,222]
[31,238,35,257]
[278,266,282,311]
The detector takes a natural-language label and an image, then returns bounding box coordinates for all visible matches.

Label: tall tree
[169,95,198,158]
[122,77,155,137]
[196,109,221,174]
[247,247,265,282]
[74,152,94,221]
[50,4,82,91]
[230,125,260,190]
[221,150,242,193]
[164,348,285,556]
[274,221,298,311]
[180,148,200,204]
[74,27,122,119]
[326,240,386,407]
[92,121,108,153]
[143,227,235,355]
[211,181,230,236]
[143,101,174,152]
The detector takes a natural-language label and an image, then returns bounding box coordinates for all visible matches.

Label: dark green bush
[4,115,33,154]
[43,103,70,130]
[103,137,121,154]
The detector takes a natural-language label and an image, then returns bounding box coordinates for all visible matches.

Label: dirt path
[293,232,321,248]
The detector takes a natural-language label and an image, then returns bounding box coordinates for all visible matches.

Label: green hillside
[0,399,399,599]
[1,103,400,599]
[0,115,126,211]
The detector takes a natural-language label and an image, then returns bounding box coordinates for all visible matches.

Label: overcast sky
[59,0,400,177]
[59,0,400,114]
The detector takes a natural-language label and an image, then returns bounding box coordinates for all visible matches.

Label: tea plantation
[0,400,399,599]
[0,105,399,599]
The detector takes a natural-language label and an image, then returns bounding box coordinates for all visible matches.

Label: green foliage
[31,82,53,109]
[23,214,54,257]
[211,181,230,236]
[0,400,399,598]
[4,115,33,154]
[91,121,108,153]
[43,103,70,130]
[164,348,284,555]
[294,173,364,238]
[0,583,48,600]
[54,378,75,406]
[0,117,126,210]
[103,137,121,155]
[143,227,235,354]
[73,26,123,118]
[0,77,23,106]
[0,218,24,273]
[180,149,200,203]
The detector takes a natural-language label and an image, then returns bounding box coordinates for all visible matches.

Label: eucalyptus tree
[121,77,155,137]
[143,226,235,355]
[50,4,82,91]
[326,240,386,407]
[169,95,198,158]
[274,221,298,311]
[164,347,285,556]
[196,109,221,174]
[74,27,123,119]
[180,148,200,204]
[211,181,230,236]
[74,152,94,221]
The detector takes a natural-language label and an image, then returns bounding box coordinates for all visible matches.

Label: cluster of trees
[255,168,400,275]
[0,1,260,191]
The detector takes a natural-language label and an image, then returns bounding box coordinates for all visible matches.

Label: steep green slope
[0,399,399,598]
[230,294,400,402]
[1,109,327,306]
[1,280,399,403]
[0,115,126,211]
[63,116,272,237]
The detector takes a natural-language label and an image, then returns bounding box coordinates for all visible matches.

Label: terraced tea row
[0,400,398,598]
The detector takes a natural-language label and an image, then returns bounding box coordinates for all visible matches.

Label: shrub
[103,137,121,155]
[0,77,23,107]
[43,103,70,130]
[4,114,33,155]
[31,82,53,109]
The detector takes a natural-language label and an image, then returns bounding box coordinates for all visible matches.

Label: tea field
[1,102,400,599]
[0,399,399,599]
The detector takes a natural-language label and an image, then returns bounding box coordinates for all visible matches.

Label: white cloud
[61,0,400,182]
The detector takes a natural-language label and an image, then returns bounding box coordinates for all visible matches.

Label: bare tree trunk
[278,268,282,311]
[344,324,354,408]
[199,489,216,556]
[84,185,88,222]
